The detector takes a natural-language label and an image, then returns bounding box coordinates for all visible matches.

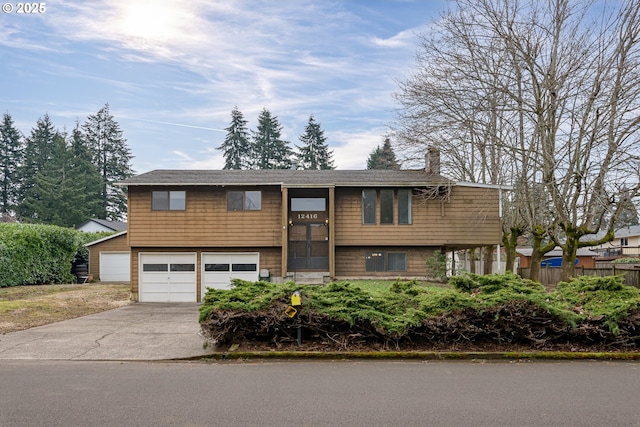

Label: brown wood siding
[87,234,129,280]
[130,247,281,302]
[334,186,501,248]
[128,186,283,247]
[335,246,437,278]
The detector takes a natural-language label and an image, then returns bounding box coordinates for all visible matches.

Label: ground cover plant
[199,273,640,352]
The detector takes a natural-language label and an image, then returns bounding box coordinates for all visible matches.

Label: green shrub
[553,276,640,334]
[425,251,448,282]
[0,223,85,287]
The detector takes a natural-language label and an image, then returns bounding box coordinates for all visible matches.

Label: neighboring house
[77,218,128,233]
[516,247,597,269]
[591,225,640,259]
[85,231,130,282]
[119,165,503,302]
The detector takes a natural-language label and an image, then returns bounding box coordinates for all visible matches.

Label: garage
[100,252,130,282]
[139,253,197,302]
[202,252,259,294]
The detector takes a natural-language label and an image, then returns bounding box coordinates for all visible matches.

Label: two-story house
[119,167,502,302]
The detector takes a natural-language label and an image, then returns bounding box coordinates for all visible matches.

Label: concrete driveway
[0,303,215,361]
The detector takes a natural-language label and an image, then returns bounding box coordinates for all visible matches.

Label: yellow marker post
[291,290,302,306]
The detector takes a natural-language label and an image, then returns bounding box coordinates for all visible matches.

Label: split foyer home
[116,165,503,302]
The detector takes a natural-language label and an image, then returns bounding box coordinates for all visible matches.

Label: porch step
[286,272,330,285]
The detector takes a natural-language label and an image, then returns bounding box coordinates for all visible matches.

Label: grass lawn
[0,283,132,333]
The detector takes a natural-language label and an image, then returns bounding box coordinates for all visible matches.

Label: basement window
[365,251,407,272]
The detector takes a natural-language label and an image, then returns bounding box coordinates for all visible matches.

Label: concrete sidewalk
[0,303,215,361]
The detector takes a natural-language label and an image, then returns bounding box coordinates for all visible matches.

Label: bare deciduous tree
[395,0,640,281]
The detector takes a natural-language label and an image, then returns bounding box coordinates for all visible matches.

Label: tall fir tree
[251,108,292,169]
[219,107,252,169]
[16,114,57,221]
[21,132,88,227]
[69,122,103,219]
[366,137,400,170]
[296,116,335,170]
[0,113,24,216]
[82,104,134,220]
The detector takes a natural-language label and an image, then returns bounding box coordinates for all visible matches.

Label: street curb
[185,351,640,361]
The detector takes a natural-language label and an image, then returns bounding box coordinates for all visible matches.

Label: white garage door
[100,252,130,282]
[202,253,259,294]
[139,253,197,302]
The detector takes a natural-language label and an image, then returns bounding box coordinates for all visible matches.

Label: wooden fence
[518,266,640,288]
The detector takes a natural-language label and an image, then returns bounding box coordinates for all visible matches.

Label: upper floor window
[362,189,412,225]
[380,189,394,224]
[362,189,377,224]
[398,189,412,224]
[228,190,261,211]
[152,191,186,211]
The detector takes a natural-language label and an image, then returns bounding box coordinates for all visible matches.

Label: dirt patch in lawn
[0,284,132,334]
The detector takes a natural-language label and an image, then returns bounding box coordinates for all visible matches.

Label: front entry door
[288,223,329,270]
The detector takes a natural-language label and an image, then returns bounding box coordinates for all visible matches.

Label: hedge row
[199,273,640,349]
[0,223,108,287]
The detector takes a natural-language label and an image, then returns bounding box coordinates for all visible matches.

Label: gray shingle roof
[119,169,452,187]
[77,218,128,231]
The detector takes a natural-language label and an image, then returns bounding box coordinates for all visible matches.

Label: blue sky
[1,0,446,173]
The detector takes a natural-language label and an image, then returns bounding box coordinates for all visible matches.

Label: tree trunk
[469,248,476,274]
[502,226,523,273]
[529,236,543,283]
[483,245,494,274]
[529,226,556,283]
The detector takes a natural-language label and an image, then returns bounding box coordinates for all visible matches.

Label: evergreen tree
[251,108,292,169]
[0,113,24,216]
[16,114,57,221]
[69,122,103,219]
[82,104,134,220]
[219,107,252,169]
[366,137,400,170]
[21,133,88,227]
[296,115,335,170]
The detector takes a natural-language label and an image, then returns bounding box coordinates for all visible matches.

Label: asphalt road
[1,359,639,427]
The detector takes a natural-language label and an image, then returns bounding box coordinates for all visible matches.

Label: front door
[288,223,329,270]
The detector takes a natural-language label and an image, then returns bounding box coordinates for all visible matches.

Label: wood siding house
[119,169,502,302]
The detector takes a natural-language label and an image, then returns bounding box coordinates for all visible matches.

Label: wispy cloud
[1,0,445,171]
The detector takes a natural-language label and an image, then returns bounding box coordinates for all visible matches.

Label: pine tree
[16,114,57,221]
[0,112,24,216]
[82,104,134,220]
[219,107,252,169]
[252,108,292,169]
[296,116,335,170]
[366,137,400,170]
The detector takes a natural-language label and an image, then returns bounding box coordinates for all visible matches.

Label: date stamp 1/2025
[2,2,46,13]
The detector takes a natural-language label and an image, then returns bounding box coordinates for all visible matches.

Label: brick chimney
[425,146,440,175]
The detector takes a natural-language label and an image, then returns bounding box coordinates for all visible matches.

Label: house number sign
[296,213,319,220]
[291,211,327,222]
